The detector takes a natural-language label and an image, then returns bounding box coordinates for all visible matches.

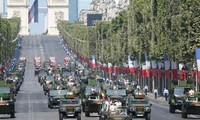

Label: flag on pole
[158,61,164,78]
[195,48,200,80]
[171,61,178,80]
[164,54,171,79]
[128,55,134,74]
[142,64,147,77]
[123,63,128,74]
[145,53,151,78]
[179,63,186,80]
[151,61,157,77]
[108,63,112,73]
[91,55,96,69]
[28,0,38,23]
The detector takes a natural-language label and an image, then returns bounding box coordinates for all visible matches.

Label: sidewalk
[146,92,169,105]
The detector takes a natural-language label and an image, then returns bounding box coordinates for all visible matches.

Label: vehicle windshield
[61,99,79,104]
[174,87,190,95]
[131,100,148,104]
[39,71,47,76]
[46,76,54,80]
[50,90,67,96]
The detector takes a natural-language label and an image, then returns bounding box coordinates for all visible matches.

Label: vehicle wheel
[85,112,90,117]
[11,112,15,118]
[59,113,63,120]
[145,113,151,120]
[82,106,85,112]
[48,104,53,109]
[77,113,81,120]
[169,105,175,113]
[182,112,187,118]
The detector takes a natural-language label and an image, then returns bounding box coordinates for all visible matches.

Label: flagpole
[196,66,198,91]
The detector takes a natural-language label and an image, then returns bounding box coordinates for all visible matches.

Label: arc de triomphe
[7,0,68,35]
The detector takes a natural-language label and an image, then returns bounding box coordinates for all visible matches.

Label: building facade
[0,0,7,17]
[69,0,78,22]
[79,0,129,24]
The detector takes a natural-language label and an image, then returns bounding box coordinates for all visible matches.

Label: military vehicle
[38,69,47,85]
[99,106,132,120]
[42,75,55,95]
[58,92,81,120]
[6,72,24,94]
[106,89,127,106]
[168,80,192,113]
[82,86,103,117]
[181,92,200,118]
[127,91,152,120]
[48,89,68,108]
[0,87,15,118]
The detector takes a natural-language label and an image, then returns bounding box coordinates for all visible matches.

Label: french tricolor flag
[128,55,134,74]
[91,55,96,69]
[195,48,200,80]
[145,53,151,78]
[164,54,171,79]
[28,0,38,23]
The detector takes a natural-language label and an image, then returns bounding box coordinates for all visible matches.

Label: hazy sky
[28,0,92,34]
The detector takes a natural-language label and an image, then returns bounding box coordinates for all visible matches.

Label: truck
[182,92,200,118]
[168,80,193,113]
[82,86,103,117]
[127,90,152,120]
[58,92,81,120]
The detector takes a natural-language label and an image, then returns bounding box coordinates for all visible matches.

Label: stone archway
[7,0,69,35]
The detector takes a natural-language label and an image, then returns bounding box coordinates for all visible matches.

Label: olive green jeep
[169,80,192,113]
[58,92,81,120]
[182,92,200,118]
[127,91,152,120]
[82,86,103,117]
[0,87,15,118]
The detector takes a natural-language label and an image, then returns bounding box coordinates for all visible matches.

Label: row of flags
[28,0,38,23]
[70,50,200,82]
[60,32,200,82]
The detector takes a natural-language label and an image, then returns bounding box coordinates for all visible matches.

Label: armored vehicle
[182,92,200,118]
[0,87,15,118]
[127,91,151,120]
[82,86,103,117]
[168,80,192,113]
[106,89,127,106]
[48,89,68,108]
[58,92,81,120]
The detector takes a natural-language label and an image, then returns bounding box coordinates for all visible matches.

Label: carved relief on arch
[54,11,64,22]
[12,10,21,17]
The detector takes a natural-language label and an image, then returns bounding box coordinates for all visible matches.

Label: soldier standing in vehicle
[163,88,169,101]
[189,88,195,96]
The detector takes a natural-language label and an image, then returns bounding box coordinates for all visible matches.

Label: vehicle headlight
[145,107,150,111]
[49,97,53,101]
[60,107,66,111]
[130,107,135,111]
[75,107,81,111]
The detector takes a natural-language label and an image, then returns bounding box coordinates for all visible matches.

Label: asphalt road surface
[1,35,200,120]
